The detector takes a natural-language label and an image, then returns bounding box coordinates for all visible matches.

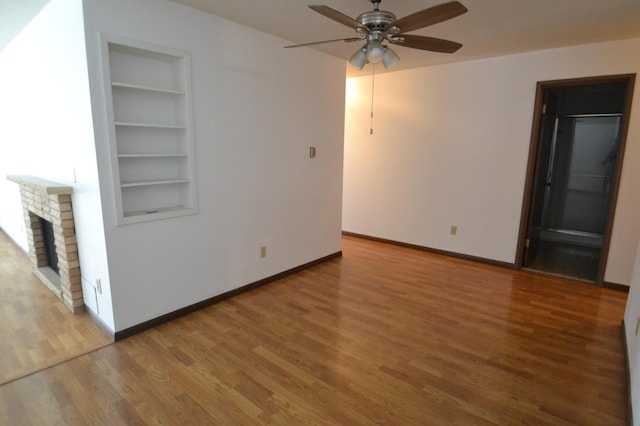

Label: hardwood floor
[0,229,111,385]
[0,235,628,424]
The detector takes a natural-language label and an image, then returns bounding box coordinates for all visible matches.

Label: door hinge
[542,104,547,115]
[525,238,530,248]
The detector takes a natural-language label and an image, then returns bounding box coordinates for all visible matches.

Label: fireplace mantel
[7,175,73,195]
[7,175,84,313]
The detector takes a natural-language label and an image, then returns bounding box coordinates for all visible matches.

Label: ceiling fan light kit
[349,43,399,70]
[286,0,468,70]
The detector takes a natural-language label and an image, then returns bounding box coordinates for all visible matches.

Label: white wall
[0,0,114,328]
[625,242,640,425]
[82,0,346,331]
[343,38,640,286]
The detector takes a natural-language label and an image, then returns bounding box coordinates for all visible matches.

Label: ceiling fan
[286,0,468,70]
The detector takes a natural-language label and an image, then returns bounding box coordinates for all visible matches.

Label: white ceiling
[3,1,640,76]
[174,0,640,76]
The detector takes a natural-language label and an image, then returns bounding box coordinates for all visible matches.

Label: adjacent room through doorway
[519,75,635,284]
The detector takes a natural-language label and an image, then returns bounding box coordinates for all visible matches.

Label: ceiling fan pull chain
[370,64,375,135]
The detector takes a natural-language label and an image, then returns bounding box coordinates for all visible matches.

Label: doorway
[518,75,635,284]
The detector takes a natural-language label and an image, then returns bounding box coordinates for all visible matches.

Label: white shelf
[102,35,197,225]
[123,205,190,218]
[115,121,186,129]
[121,178,190,188]
[118,154,188,158]
[112,81,184,95]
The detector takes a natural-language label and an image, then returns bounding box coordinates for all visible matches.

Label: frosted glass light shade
[349,47,368,70]
[366,40,384,64]
[382,47,399,69]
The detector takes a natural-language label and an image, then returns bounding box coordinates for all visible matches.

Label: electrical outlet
[260,246,267,258]
[450,225,458,236]
[96,278,102,295]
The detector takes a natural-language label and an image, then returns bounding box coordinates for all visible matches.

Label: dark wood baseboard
[114,251,342,341]
[342,231,515,270]
[604,281,630,293]
[622,319,634,426]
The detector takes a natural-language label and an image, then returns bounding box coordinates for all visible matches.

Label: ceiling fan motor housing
[357,10,396,31]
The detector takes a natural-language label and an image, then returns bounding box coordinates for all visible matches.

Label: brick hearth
[7,175,84,313]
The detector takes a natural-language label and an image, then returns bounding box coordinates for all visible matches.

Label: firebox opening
[40,217,60,275]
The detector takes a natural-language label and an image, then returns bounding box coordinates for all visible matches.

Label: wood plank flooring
[0,229,111,385]
[0,234,628,424]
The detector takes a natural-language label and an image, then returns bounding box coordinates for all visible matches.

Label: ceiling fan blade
[390,34,462,53]
[309,5,367,31]
[285,37,362,48]
[384,1,468,33]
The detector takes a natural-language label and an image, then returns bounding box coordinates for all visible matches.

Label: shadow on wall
[0,0,51,51]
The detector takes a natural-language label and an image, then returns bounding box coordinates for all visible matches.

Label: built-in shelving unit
[101,35,197,225]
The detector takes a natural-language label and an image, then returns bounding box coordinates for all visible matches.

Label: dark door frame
[515,74,636,286]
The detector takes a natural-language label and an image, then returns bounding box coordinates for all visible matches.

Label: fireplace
[40,217,60,275]
[7,175,84,313]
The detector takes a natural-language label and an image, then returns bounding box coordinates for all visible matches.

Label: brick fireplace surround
[8,175,84,313]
